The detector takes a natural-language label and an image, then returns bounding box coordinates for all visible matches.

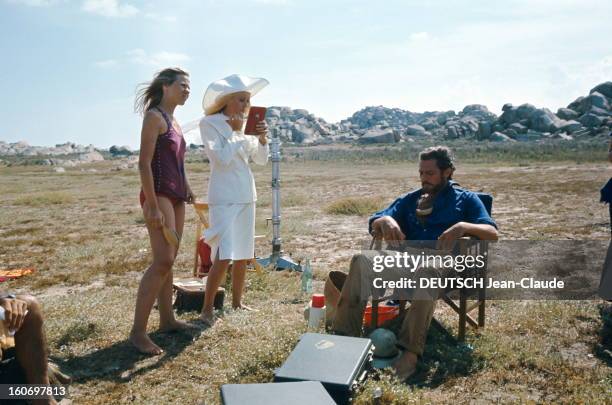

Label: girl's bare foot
[159,319,194,333]
[199,311,222,327]
[129,331,163,355]
[232,303,258,312]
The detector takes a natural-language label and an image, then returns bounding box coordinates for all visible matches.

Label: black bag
[274,333,372,405]
[221,381,335,405]
[173,278,224,312]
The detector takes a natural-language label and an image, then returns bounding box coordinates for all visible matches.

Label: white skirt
[204,202,255,262]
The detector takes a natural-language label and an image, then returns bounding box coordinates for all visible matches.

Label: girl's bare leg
[158,201,191,332]
[130,196,178,354]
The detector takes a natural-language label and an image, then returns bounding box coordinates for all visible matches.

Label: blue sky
[1,0,611,148]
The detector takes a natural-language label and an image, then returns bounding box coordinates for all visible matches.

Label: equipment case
[274,333,372,405]
[221,381,336,405]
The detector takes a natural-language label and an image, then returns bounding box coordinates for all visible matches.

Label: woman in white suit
[199,74,269,325]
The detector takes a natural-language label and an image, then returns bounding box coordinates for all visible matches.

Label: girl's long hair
[134,67,189,115]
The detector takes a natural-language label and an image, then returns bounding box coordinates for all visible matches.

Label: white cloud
[93,50,191,70]
[274,4,611,122]
[144,13,178,23]
[409,32,430,41]
[251,0,291,4]
[93,59,119,69]
[81,0,138,18]
[127,49,191,67]
[5,0,59,6]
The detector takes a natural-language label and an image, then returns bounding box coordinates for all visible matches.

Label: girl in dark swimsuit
[130,68,195,355]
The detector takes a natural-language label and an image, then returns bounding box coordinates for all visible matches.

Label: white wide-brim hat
[202,74,269,116]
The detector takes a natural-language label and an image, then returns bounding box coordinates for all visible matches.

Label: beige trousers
[332,250,453,356]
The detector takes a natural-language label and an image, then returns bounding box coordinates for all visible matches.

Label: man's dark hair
[419,146,455,179]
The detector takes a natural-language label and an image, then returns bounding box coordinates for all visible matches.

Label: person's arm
[182,165,195,203]
[439,222,498,241]
[247,120,269,165]
[199,119,247,167]
[437,193,499,249]
[138,111,164,229]
[369,195,409,244]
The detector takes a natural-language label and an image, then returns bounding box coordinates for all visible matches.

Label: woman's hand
[226,114,245,132]
[254,120,268,145]
[143,202,164,229]
[186,187,196,204]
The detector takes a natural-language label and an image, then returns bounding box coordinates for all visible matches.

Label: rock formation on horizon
[265,81,611,144]
[2,81,611,163]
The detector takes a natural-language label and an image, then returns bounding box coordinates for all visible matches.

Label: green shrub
[326,196,385,216]
[13,192,74,206]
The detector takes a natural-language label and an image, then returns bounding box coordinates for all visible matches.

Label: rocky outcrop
[481,83,612,141]
[4,82,611,153]
[358,128,400,144]
[109,145,134,157]
[78,151,105,163]
[266,106,338,144]
[405,124,429,137]
[559,82,612,133]
[0,141,98,157]
[0,141,106,167]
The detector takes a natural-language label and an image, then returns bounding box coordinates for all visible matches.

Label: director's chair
[371,192,493,342]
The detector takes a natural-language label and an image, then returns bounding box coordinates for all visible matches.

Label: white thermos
[307,294,326,330]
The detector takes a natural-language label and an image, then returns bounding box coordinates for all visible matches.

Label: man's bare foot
[129,331,163,355]
[159,319,195,333]
[393,351,417,381]
[232,303,258,312]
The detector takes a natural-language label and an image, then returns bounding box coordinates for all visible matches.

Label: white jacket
[199,113,269,204]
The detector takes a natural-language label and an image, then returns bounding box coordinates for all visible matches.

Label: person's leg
[130,196,177,354]
[158,201,191,332]
[332,254,374,337]
[231,260,255,310]
[200,256,231,325]
[393,266,443,380]
[13,295,56,405]
[393,299,436,380]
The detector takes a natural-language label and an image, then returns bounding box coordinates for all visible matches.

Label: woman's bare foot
[129,331,163,355]
[232,303,258,312]
[159,319,194,333]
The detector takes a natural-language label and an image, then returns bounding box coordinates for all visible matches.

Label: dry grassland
[0,155,611,404]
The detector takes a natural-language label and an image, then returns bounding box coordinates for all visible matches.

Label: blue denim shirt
[368,181,497,241]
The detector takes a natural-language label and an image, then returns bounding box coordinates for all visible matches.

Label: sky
[1,0,611,148]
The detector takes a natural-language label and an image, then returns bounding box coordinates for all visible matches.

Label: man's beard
[422,179,449,195]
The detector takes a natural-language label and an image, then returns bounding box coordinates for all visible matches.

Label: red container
[363,304,399,327]
[311,294,325,308]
